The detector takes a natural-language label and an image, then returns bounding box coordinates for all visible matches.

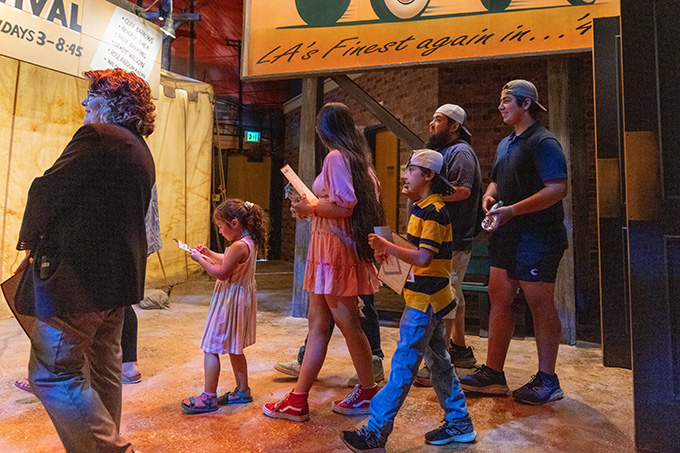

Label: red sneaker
[263,391,309,422]
[332,384,378,415]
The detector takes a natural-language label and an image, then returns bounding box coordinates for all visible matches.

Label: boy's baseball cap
[407,149,455,193]
[435,104,472,136]
[502,79,547,112]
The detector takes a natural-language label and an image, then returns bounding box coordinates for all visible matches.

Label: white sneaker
[274,360,301,378]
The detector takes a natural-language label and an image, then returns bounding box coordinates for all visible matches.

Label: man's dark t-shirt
[438,140,483,251]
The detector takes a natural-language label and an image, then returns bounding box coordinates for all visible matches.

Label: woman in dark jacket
[15,68,156,453]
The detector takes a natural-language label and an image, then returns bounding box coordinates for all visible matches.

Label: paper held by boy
[374,226,416,295]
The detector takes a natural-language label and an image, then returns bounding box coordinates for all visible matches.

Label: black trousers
[121,305,138,363]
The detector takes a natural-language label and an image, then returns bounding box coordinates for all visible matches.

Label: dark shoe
[512,371,564,405]
[341,426,386,452]
[414,365,432,387]
[460,365,509,394]
[449,341,477,368]
[425,415,477,445]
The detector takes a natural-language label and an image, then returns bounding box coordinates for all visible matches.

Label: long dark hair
[316,103,385,262]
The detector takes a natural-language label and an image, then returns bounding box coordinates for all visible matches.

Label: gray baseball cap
[435,104,472,136]
[502,79,547,112]
[407,149,455,193]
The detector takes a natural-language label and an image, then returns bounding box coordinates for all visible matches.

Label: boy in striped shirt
[342,149,476,452]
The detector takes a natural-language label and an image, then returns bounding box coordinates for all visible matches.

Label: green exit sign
[245,131,261,142]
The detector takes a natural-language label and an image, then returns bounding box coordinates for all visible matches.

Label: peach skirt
[303,216,379,297]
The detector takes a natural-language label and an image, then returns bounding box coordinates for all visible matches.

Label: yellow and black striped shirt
[404,194,455,314]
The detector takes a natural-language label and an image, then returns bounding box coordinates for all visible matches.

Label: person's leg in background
[445,250,476,367]
[459,266,516,394]
[274,316,335,377]
[121,305,141,384]
[348,294,385,387]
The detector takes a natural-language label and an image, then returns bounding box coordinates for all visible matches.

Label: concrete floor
[0,261,635,452]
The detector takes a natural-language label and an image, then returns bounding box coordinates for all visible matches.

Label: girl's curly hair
[83,69,156,137]
[213,199,269,258]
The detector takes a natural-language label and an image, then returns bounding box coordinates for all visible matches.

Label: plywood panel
[374,130,399,232]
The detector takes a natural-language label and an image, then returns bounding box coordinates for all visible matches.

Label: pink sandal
[181,392,218,414]
[13,378,32,394]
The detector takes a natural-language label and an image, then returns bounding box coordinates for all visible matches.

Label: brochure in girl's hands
[280,164,318,205]
[173,238,192,252]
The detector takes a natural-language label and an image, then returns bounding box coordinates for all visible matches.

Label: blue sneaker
[460,365,509,394]
[425,415,477,445]
[512,371,564,405]
[341,426,386,453]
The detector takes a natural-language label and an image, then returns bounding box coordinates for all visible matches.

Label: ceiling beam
[330,75,423,150]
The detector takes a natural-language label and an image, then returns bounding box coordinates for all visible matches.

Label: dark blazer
[16,123,156,319]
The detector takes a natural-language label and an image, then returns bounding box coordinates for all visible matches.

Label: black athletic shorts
[488,224,567,283]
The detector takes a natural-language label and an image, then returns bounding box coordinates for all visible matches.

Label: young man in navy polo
[460,80,568,405]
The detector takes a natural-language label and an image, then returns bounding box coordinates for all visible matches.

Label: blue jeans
[29,307,133,453]
[367,305,469,440]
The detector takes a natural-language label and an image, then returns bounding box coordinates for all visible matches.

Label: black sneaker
[449,341,477,368]
[425,415,477,445]
[460,365,509,394]
[512,371,564,405]
[342,427,386,453]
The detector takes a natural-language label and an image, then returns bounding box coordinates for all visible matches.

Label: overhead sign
[0,0,162,93]
[243,0,620,80]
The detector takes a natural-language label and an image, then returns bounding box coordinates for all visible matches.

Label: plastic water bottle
[481,201,504,231]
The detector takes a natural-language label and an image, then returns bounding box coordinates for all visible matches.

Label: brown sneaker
[415,365,432,387]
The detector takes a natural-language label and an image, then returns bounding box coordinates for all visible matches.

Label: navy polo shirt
[490,122,567,233]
